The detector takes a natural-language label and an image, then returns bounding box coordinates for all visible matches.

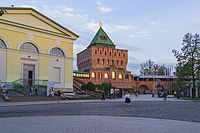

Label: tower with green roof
[88,26,115,49]
[77,25,128,72]
[76,25,133,91]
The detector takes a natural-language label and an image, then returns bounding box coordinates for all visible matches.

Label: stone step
[0,95,5,102]
[9,95,61,102]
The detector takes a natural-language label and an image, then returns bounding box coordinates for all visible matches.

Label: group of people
[100,90,169,104]
[101,90,131,105]
[49,87,54,97]
[29,86,38,95]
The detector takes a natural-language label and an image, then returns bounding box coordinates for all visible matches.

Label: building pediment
[0,7,78,40]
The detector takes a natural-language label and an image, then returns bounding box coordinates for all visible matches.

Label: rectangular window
[53,67,61,83]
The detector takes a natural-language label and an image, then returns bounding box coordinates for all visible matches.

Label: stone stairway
[9,95,60,102]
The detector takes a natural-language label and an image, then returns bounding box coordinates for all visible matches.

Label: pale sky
[1,0,200,75]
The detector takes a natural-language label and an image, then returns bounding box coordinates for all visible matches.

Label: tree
[140,59,154,76]
[102,82,112,95]
[157,65,166,75]
[139,59,166,76]
[172,33,200,98]
[175,65,191,92]
[86,82,96,91]
[96,84,103,91]
[81,82,96,92]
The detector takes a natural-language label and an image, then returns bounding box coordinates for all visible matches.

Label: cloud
[117,43,142,52]
[127,60,141,75]
[129,21,171,38]
[96,0,114,13]
[129,29,152,38]
[84,21,135,33]
[149,21,171,32]
[149,21,170,27]
[108,25,135,33]
[191,17,200,26]
[84,21,99,32]
[39,5,87,21]
[19,5,37,9]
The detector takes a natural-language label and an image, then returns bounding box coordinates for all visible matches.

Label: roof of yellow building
[0,7,79,40]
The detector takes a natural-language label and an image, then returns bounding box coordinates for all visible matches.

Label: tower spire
[99,21,103,28]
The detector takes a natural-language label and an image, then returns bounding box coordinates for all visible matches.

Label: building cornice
[0,18,76,40]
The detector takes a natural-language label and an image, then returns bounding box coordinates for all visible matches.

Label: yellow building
[0,7,78,92]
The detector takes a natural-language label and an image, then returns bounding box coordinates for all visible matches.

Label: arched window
[98,72,102,78]
[0,39,6,48]
[91,72,95,78]
[112,71,116,79]
[121,61,123,66]
[104,73,108,78]
[119,74,123,79]
[50,47,65,57]
[125,74,129,79]
[97,59,100,64]
[20,42,39,53]
[102,59,104,65]
[112,60,114,65]
[106,59,109,65]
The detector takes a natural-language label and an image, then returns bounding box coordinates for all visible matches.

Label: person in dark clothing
[125,92,131,105]
[101,91,105,100]
[58,90,61,97]
[164,91,167,101]
[35,87,38,95]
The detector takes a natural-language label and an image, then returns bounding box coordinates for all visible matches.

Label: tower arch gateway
[138,85,150,94]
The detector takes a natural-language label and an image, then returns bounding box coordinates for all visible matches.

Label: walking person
[101,91,105,100]
[2,85,6,95]
[163,91,167,101]
[135,90,138,98]
[49,88,53,98]
[29,86,33,95]
[34,86,38,95]
[125,92,131,105]
[57,90,61,103]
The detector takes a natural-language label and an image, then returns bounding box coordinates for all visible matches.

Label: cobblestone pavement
[0,116,200,133]
[0,95,200,132]
[0,100,200,123]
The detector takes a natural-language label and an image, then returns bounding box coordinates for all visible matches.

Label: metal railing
[0,78,48,96]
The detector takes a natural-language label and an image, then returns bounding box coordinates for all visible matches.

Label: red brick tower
[76,25,134,90]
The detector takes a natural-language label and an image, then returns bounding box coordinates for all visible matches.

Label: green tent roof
[89,26,114,47]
